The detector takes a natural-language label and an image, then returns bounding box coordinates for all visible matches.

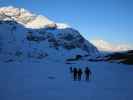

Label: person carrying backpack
[77,68,82,81]
[84,67,92,81]
[73,68,78,81]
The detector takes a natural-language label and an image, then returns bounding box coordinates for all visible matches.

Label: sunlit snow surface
[0,60,133,100]
[0,6,69,29]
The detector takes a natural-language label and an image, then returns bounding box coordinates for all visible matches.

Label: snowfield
[0,6,133,100]
[0,60,133,100]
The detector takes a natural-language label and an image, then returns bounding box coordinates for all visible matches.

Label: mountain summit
[90,39,133,52]
[0,6,69,29]
[0,6,99,61]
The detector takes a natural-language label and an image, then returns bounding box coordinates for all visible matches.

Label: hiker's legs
[74,74,77,80]
[86,75,89,81]
[78,74,81,81]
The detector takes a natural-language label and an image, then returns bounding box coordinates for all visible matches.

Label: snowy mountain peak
[0,6,36,23]
[0,6,69,29]
[0,6,99,61]
[90,39,133,52]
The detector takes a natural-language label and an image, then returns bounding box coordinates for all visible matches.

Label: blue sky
[0,0,133,46]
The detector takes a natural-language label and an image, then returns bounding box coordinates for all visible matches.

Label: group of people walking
[69,67,92,81]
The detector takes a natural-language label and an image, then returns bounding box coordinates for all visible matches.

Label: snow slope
[0,60,133,100]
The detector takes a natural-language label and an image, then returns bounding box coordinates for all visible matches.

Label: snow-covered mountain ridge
[0,6,99,61]
[0,6,70,29]
[90,39,133,52]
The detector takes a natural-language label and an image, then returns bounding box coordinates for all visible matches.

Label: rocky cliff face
[0,6,99,61]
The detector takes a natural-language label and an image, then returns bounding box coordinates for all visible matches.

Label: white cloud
[90,39,133,52]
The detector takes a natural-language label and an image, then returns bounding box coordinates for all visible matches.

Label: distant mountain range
[90,39,133,52]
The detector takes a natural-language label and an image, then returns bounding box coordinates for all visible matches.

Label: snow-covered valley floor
[0,60,133,100]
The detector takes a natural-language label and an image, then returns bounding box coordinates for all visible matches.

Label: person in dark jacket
[69,67,73,79]
[77,68,82,81]
[84,67,92,81]
[73,68,78,81]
